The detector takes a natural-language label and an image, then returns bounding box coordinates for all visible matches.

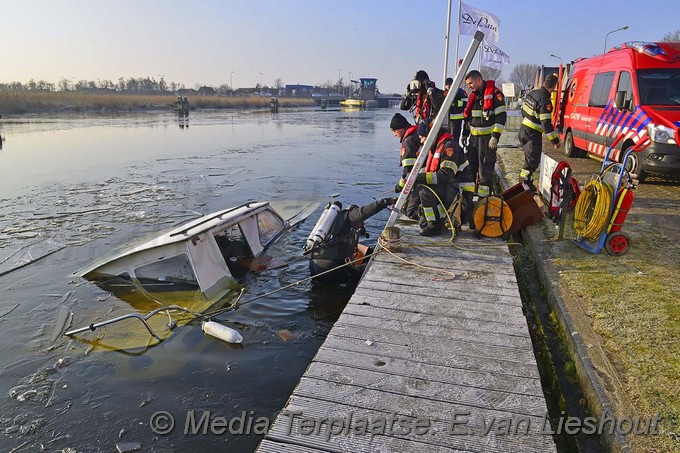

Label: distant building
[285,84,314,97]
[175,88,196,96]
[533,66,560,89]
[196,86,216,96]
[174,86,217,96]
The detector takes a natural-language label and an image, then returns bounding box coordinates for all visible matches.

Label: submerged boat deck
[257,221,556,452]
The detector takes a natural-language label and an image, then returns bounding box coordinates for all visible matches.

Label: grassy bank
[0,91,314,114]
[496,120,680,452]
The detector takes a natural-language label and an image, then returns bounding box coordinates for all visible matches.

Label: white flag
[482,39,510,68]
[460,2,501,43]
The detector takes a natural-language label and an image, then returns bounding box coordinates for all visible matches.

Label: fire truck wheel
[564,131,585,158]
[604,232,631,256]
[623,147,648,182]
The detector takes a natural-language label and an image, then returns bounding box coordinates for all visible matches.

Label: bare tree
[661,29,680,42]
[481,66,502,82]
[509,64,539,91]
[58,78,72,91]
[274,78,283,90]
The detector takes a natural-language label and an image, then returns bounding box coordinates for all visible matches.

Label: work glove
[427,87,434,96]
[462,135,470,148]
[488,136,498,150]
[395,182,403,193]
[378,197,398,209]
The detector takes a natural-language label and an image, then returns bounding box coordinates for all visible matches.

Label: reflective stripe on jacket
[521,86,559,143]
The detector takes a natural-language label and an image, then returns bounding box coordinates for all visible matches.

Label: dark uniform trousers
[416,184,456,230]
[518,127,543,174]
[467,134,496,194]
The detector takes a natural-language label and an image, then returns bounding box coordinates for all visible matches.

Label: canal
[0,108,399,451]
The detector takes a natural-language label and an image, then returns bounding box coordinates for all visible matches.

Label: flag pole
[454,0,462,68]
[443,0,453,86]
[478,42,483,70]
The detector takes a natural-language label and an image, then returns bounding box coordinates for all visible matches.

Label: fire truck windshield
[637,69,680,105]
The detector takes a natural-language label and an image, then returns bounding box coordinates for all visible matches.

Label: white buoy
[202,321,243,344]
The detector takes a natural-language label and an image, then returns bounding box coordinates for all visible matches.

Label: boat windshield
[257,210,285,245]
[637,68,680,105]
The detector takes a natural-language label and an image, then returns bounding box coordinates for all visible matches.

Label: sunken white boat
[79,200,318,299]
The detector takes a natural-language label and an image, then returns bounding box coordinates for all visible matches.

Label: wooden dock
[257,221,556,452]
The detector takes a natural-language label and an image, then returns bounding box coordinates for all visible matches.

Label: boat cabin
[80,202,294,299]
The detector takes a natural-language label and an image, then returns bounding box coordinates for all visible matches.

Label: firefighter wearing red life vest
[413,122,473,236]
[445,77,468,145]
[390,113,422,220]
[400,70,446,125]
[462,70,507,198]
[519,74,561,191]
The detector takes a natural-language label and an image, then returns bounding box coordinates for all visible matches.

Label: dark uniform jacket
[448,88,468,123]
[400,82,446,124]
[416,133,472,188]
[463,81,507,140]
[521,86,559,144]
[396,125,420,191]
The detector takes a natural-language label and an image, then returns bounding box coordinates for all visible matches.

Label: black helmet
[414,70,429,82]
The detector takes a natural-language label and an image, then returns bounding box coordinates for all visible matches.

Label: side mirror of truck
[614,91,629,111]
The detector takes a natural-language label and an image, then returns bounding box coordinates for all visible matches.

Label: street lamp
[259,72,263,93]
[604,26,629,53]
[348,71,352,97]
[549,54,563,65]
[230,71,234,92]
[338,68,342,94]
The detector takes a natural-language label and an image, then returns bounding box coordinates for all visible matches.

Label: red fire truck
[559,41,680,181]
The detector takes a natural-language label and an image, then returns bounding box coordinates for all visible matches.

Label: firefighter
[444,77,468,145]
[413,121,473,236]
[462,70,507,199]
[400,70,446,124]
[518,74,561,192]
[307,198,396,283]
[390,113,421,220]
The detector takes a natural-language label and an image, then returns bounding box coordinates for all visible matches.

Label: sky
[1,0,678,94]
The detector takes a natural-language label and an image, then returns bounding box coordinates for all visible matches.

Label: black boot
[524,178,537,194]
[420,221,443,236]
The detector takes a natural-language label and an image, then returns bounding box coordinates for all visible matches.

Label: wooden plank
[373,248,515,278]
[320,335,542,379]
[348,290,528,325]
[362,263,519,291]
[356,280,523,307]
[364,257,517,288]
[326,328,536,372]
[359,270,521,297]
[312,347,544,397]
[257,439,330,453]
[332,316,534,351]
[267,396,555,453]
[302,362,547,416]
